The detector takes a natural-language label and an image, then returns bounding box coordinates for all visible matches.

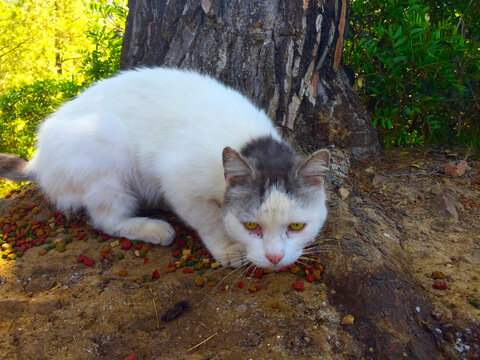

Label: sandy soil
[0,149,478,360]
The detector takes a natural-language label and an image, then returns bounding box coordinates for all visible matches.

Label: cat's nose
[266,252,284,265]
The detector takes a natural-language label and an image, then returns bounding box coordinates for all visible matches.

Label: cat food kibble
[292,281,305,291]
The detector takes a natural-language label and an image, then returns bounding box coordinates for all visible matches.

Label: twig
[187,332,218,352]
[380,170,440,177]
[149,287,160,329]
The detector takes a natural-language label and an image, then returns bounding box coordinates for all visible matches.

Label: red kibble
[182,267,193,274]
[306,274,315,283]
[292,281,305,291]
[101,252,109,259]
[77,256,86,263]
[237,281,244,288]
[171,249,181,257]
[83,257,95,266]
[221,286,227,291]
[143,258,149,264]
[152,269,160,279]
[100,234,111,241]
[121,240,132,250]
[16,240,26,247]
[124,356,135,360]
[255,285,261,291]
[77,233,87,241]
[133,244,143,250]
[279,267,289,272]
[168,264,176,268]
[89,229,99,235]
[5,193,12,198]
[433,282,448,290]
[255,269,264,279]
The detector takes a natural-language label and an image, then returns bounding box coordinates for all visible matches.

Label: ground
[0,149,478,360]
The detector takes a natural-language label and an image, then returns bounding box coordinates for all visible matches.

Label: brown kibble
[118,270,128,277]
[290,266,301,274]
[341,314,355,325]
[248,285,257,293]
[135,279,143,285]
[165,266,176,273]
[55,243,65,251]
[271,302,279,309]
[36,229,44,236]
[194,278,204,287]
[39,249,47,255]
[263,268,273,274]
[100,247,111,253]
[431,271,445,279]
[196,262,203,270]
[140,245,149,253]
[31,207,40,214]
[207,280,216,287]
[314,263,324,272]
[312,270,322,281]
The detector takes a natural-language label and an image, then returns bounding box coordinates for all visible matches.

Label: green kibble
[16,252,23,257]
[132,240,138,245]
[297,271,306,277]
[203,263,211,269]
[64,237,73,244]
[117,253,124,260]
[139,251,145,257]
[97,238,104,243]
[469,298,479,309]
[59,247,66,252]
[45,239,52,244]
[2,254,7,259]
[0,240,5,245]
[10,254,17,260]
[207,276,215,282]
[181,262,187,268]
[187,260,195,266]
[193,263,199,271]
[9,232,16,237]
[171,244,178,250]
[198,269,205,275]
[35,242,42,246]
[145,277,152,282]
[48,244,55,250]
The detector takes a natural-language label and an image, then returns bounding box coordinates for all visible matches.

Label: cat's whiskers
[228,263,252,291]
[298,256,325,263]
[214,261,250,290]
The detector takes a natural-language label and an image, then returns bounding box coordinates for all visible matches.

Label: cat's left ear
[222,147,254,187]
[297,149,329,187]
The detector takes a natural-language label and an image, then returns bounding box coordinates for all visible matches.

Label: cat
[0,68,329,269]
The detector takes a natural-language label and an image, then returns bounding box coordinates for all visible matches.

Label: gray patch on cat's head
[222,136,329,219]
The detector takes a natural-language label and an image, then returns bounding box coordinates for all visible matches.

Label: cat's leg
[83,176,175,245]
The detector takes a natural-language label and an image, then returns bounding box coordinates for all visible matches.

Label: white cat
[0,68,329,269]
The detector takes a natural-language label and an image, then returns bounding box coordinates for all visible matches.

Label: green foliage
[0,0,127,163]
[344,0,480,149]
[0,79,82,159]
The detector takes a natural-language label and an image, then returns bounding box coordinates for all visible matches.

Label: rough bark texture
[118,1,449,359]
[120,0,379,159]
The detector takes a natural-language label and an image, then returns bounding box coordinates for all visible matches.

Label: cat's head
[222,136,329,270]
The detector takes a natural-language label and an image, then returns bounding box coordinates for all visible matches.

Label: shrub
[344,0,480,149]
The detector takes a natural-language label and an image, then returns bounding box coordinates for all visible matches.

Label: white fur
[27,68,284,262]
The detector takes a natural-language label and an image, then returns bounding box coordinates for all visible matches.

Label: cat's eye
[288,222,305,231]
[243,222,259,230]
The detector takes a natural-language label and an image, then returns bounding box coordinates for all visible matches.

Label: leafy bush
[0,79,82,159]
[344,0,480,149]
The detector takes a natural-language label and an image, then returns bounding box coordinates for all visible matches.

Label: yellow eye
[288,223,305,231]
[244,222,259,230]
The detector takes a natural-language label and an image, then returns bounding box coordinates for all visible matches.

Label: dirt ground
[0,149,478,360]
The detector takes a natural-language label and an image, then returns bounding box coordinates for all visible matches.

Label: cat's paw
[212,243,247,268]
[120,218,176,245]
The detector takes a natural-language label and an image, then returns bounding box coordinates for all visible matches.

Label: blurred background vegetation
[0,0,479,195]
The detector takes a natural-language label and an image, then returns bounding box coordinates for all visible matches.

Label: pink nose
[266,252,284,265]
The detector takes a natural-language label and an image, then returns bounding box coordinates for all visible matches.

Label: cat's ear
[222,147,253,187]
[297,149,329,187]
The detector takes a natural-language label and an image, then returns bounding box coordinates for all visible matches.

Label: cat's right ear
[222,147,253,187]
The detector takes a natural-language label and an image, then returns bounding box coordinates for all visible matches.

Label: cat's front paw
[212,243,247,268]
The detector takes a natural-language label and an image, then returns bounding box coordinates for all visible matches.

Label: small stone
[442,160,468,177]
[118,270,128,277]
[372,174,386,187]
[338,186,350,200]
[341,314,355,325]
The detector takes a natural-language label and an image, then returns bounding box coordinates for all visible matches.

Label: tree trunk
[120,0,379,160]
[120,1,443,358]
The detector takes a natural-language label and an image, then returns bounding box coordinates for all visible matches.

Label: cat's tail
[0,154,34,182]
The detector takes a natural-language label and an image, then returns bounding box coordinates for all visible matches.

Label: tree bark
[120,1,443,359]
[120,0,379,160]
